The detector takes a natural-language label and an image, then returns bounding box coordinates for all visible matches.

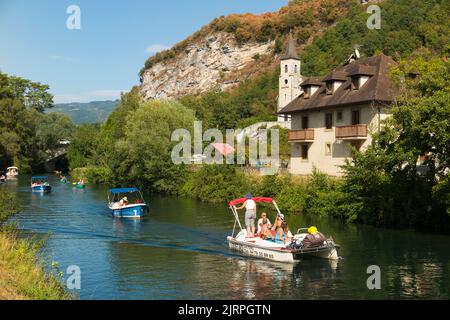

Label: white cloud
[50,55,80,63]
[54,89,128,104]
[145,44,170,54]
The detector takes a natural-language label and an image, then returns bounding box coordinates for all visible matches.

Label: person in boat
[119,197,129,207]
[268,214,290,243]
[302,226,327,249]
[257,212,272,237]
[282,222,292,243]
[0,173,6,181]
[236,194,257,237]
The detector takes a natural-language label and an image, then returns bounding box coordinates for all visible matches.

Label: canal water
[3,175,450,299]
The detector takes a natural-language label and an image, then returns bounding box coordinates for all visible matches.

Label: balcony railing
[289,129,315,142]
[336,125,368,140]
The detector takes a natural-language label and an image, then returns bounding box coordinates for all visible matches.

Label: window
[337,111,343,122]
[325,143,332,156]
[301,145,308,160]
[352,110,360,125]
[295,65,298,74]
[304,87,310,99]
[302,116,309,129]
[284,115,289,122]
[325,113,333,129]
[326,81,333,95]
[351,76,360,90]
[285,79,288,85]
[285,65,288,73]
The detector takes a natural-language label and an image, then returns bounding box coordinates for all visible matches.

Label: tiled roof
[278,54,398,114]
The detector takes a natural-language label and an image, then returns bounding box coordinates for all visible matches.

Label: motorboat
[31,176,52,193]
[0,171,6,183]
[227,197,340,263]
[107,188,149,218]
[6,167,19,179]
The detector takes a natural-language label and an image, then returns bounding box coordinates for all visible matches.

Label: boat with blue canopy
[107,188,148,218]
[31,176,52,193]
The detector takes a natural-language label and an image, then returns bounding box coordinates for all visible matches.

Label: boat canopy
[32,176,48,180]
[7,167,18,170]
[228,197,274,207]
[109,188,140,194]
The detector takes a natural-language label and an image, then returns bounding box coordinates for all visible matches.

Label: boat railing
[296,228,309,234]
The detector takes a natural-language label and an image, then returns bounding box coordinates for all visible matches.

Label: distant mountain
[50,100,119,124]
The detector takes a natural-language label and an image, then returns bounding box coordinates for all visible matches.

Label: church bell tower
[278,32,303,123]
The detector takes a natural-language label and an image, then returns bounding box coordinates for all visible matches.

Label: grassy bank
[0,190,71,300]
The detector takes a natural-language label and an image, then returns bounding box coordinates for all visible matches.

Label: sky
[0,0,287,103]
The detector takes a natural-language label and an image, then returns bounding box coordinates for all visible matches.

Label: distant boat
[107,188,149,218]
[6,167,19,179]
[0,171,6,183]
[31,176,52,193]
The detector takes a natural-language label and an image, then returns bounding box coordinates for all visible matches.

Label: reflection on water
[2,175,450,299]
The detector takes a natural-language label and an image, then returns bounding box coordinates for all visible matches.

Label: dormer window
[304,86,311,99]
[348,64,375,91]
[351,76,360,90]
[323,72,347,95]
[326,82,333,95]
[301,77,323,100]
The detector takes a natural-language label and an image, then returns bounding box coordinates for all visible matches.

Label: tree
[114,100,196,193]
[341,53,450,231]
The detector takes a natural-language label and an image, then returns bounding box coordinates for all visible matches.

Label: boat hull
[76,184,85,189]
[31,185,52,193]
[227,237,295,263]
[110,204,148,218]
[227,232,340,263]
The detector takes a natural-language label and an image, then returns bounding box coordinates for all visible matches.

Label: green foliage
[180,69,279,130]
[301,0,450,76]
[0,72,71,172]
[4,75,53,112]
[181,165,252,203]
[341,53,450,232]
[0,189,18,227]
[69,95,196,193]
[67,124,100,170]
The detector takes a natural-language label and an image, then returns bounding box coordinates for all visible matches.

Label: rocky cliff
[139,0,356,100]
[140,32,274,100]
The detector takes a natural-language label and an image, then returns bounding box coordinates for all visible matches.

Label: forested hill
[51,100,119,124]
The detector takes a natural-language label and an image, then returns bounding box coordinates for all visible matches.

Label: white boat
[227,197,340,263]
[6,167,19,179]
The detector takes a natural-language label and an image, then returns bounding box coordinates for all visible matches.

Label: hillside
[139,0,356,100]
[50,100,119,124]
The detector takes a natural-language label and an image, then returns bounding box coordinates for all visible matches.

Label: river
[3,175,449,299]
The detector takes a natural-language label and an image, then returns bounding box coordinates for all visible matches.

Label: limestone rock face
[140,32,274,100]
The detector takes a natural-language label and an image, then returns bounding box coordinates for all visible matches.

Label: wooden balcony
[289,129,315,143]
[336,125,368,140]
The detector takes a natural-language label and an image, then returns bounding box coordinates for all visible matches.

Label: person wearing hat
[270,214,288,243]
[236,194,257,237]
[119,196,129,207]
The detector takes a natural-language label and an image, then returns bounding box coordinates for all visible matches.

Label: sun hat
[245,194,253,199]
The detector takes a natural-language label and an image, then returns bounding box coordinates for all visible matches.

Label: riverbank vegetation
[67,0,449,233]
[0,72,75,172]
[0,190,70,300]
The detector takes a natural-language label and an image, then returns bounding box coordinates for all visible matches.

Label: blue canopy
[109,188,140,194]
[32,176,48,180]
